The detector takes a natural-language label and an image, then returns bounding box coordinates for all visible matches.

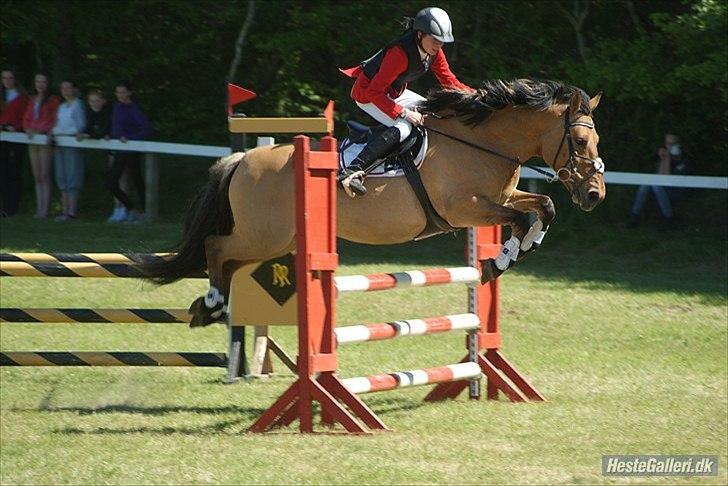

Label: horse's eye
[576,138,587,146]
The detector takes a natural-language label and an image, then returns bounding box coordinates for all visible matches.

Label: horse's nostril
[587,190,600,202]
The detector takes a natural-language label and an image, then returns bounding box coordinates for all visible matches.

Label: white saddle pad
[339,131,428,178]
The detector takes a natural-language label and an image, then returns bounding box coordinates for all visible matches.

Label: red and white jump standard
[249,135,544,435]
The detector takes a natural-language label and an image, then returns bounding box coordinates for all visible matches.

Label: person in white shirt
[51,80,86,221]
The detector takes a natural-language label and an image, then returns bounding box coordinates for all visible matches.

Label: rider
[338,7,474,197]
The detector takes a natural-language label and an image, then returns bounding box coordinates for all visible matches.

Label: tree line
[2,0,726,174]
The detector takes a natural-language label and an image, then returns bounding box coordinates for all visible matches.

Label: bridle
[423,108,604,188]
[549,109,604,190]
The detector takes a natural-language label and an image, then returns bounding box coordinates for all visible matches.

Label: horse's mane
[421,78,591,126]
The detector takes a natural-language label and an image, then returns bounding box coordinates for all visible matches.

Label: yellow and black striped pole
[0,253,206,278]
[1,308,191,323]
[0,352,227,367]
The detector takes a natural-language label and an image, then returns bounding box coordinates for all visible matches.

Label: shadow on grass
[24,398,428,436]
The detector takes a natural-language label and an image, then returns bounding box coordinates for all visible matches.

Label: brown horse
[138,79,605,326]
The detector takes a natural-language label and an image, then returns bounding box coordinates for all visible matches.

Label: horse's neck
[429,106,562,162]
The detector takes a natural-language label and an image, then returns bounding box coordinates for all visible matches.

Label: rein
[422,114,559,181]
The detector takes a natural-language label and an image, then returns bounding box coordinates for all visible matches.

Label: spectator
[23,73,60,219]
[627,133,685,230]
[51,80,86,221]
[0,68,29,217]
[108,81,153,223]
[80,89,127,222]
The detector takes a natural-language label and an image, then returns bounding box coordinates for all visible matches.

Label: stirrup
[338,169,367,197]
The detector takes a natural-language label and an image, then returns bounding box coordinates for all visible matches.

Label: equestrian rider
[338,7,474,197]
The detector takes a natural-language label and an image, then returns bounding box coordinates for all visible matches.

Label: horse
[137,78,605,326]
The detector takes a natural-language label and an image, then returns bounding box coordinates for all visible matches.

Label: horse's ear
[569,91,585,116]
[589,91,603,111]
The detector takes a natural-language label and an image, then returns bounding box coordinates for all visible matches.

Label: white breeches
[356,89,426,142]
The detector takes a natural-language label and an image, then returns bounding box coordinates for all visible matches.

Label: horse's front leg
[446,194,534,283]
[504,189,556,256]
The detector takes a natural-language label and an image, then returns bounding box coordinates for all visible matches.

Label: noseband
[549,110,604,189]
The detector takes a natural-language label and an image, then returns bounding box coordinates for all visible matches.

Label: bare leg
[39,146,53,217]
[29,145,53,218]
[28,146,43,217]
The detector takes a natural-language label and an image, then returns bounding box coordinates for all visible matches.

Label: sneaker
[108,206,128,223]
[55,214,76,222]
[107,207,120,223]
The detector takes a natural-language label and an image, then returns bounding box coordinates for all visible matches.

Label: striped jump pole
[1,308,190,323]
[342,362,482,394]
[335,313,479,345]
[334,266,480,294]
[0,352,227,367]
[0,261,206,278]
[424,226,546,404]
[1,252,173,264]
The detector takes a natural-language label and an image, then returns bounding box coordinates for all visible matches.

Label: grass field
[1,208,726,484]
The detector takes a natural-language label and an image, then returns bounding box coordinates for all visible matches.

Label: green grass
[1,212,726,485]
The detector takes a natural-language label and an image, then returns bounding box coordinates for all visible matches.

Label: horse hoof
[480,258,504,284]
[187,296,223,327]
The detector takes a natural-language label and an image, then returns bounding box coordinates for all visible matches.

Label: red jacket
[0,93,29,131]
[22,95,60,134]
[345,45,473,119]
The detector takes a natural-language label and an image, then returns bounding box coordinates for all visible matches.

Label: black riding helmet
[413,7,454,43]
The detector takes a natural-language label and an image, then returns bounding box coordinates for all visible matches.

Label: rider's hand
[403,109,424,126]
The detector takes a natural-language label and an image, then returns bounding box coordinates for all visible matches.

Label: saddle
[342,121,459,240]
[344,120,423,174]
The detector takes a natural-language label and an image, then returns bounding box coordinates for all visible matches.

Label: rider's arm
[431,50,475,92]
[362,46,408,119]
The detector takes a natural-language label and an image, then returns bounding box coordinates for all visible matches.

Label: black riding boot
[338,126,401,196]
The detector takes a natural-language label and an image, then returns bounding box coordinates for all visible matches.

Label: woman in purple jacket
[108,81,153,223]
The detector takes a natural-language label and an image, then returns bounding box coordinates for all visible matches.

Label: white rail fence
[2,130,726,220]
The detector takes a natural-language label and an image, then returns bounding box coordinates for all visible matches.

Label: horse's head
[541,90,605,211]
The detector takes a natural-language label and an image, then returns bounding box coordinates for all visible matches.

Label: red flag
[227,84,257,115]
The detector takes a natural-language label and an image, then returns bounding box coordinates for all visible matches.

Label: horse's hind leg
[189,232,248,327]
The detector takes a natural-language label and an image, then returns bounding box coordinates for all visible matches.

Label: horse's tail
[136,153,242,285]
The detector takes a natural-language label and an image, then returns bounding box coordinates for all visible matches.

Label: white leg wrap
[204,286,225,309]
[495,236,520,271]
[532,229,547,246]
[210,304,228,320]
[521,219,544,252]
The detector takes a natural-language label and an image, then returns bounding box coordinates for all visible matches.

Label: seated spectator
[23,73,60,219]
[108,81,153,223]
[51,79,86,221]
[0,68,29,217]
[627,133,686,231]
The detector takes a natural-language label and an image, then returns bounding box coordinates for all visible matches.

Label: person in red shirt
[338,7,474,197]
[1,68,29,216]
[23,73,60,219]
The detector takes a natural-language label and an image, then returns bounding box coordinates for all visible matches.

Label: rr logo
[271,263,291,287]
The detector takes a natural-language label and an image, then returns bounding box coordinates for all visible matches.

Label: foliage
[1,0,726,172]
